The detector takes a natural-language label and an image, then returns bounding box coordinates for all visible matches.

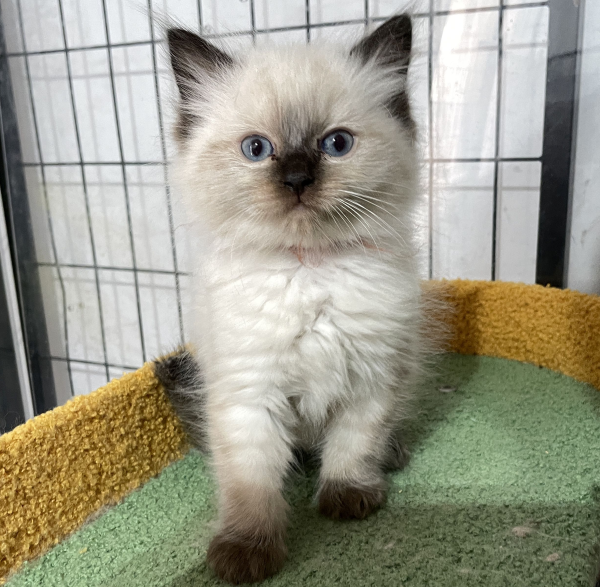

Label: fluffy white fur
[169,21,426,582]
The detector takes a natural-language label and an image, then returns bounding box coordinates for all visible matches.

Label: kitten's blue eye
[241,135,274,161]
[320,130,354,157]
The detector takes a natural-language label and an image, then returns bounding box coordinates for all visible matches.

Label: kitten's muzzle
[283,171,315,198]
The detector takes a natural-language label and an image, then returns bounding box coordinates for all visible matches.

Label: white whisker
[342,191,393,206]
[342,198,407,248]
[340,189,414,231]
[348,180,413,193]
[326,207,349,245]
[313,219,338,250]
[338,201,383,259]
[334,205,367,254]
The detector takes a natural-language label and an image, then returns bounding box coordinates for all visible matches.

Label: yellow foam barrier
[446,280,600,390]
[0,367,187,583]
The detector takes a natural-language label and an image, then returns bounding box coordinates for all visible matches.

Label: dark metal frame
[0,0,581,410]
[0,227,25,432]
[0,2,56,415]
[535,0,582,288]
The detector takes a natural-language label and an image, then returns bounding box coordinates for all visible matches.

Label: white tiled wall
[496,161,541,284]
[500,6,548,158]
[2,0,590,400]
[432,10,499,161]
[432,162,495,280]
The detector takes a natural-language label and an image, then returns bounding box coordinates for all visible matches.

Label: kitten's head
[168,16,418,252]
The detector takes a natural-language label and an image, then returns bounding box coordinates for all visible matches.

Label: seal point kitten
[160,14,427,584]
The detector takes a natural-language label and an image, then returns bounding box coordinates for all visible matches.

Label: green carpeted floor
[8,355,600,586]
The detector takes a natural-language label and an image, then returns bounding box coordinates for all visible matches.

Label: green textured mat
[8,355,600,586]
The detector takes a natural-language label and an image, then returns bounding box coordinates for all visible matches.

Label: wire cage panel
[0,0,582,407]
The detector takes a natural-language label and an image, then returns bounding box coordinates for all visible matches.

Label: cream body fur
[167,17,423,583]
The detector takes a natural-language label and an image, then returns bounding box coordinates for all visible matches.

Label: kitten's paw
[384,434,411,472]
[206,530,287,584]
[318,481,387,520]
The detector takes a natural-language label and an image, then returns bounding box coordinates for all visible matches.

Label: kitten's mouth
[277,192,332,230]
[286,198,317,215]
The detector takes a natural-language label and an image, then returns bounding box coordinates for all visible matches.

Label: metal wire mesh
[0,0,564,405]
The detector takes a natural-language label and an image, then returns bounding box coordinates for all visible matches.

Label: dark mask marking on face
[273,109,327,199]
[277,149,321,198]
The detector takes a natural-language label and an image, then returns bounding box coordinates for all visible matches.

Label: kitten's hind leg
[153,348,207,451]
[318,391,395,520]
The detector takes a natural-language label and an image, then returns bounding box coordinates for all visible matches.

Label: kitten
[161,15,427,584]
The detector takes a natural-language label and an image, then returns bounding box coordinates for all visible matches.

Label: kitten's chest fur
[198,246,419,427]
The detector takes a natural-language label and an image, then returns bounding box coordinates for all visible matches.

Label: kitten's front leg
[318,391,395,520]
[206,399,293,584]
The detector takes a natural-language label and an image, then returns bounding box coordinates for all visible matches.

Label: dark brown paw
[318,481,387,520]
[384,433,411,471]
[206,530,287,584]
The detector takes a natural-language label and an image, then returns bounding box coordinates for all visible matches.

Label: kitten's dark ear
[351,15,414,132]
[351,15,412,72]
[167,28,234,140]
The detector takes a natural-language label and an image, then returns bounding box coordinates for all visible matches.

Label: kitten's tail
[153,347,207,451]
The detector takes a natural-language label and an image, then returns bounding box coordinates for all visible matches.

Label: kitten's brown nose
[283,172,314,197]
